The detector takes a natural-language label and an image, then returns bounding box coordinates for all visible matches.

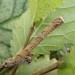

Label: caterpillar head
[2,57,15,68]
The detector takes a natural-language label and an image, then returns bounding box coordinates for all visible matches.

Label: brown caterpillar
[2,16,64,68]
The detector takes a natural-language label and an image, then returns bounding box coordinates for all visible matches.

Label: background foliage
[0,0,75,75]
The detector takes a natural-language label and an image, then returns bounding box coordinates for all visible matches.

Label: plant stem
[32,61,59,75]
[23,22,35,48]
[11,23,35,75]
[11,65,18,75]
[32,58,64,75]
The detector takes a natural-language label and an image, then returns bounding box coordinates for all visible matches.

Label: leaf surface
[9,0,63,75]
[29,0,63,21]
[0,0,28,74]
[57,44,75,75]
[2,0,75,75]
[16,58,57,75]
[0,0,28,24]
[31,0,75,54]
[0,0,28,61]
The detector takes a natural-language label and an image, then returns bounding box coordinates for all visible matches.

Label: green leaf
[31,0,75,55]
[2,0,75,75]
[0,0,28,58]
[10,9,32,55]
[0,28,12,45]
[0,0,28,74]
[9,1,63,74]
[10,0,64,56]
[58,66,74,75]
[57,44,75,75]
[29,0,63,21]
[0,0,28,24]
[16,58,57,75]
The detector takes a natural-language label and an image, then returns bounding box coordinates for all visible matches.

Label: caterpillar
[1,16,64,69]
